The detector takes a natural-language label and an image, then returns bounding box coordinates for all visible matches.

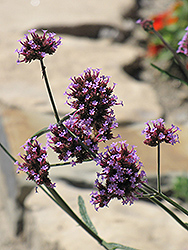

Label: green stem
[50,159,92,167]
[160,192,188,217]
[31,111,77,139]
[151,196,188,231]
[40,59,60,123]
[140,188,188,231]
[150,63,188,86]
[39,185,60,206]
[0,142,108,249]
[46,186,108,249]
[0,142,17,162]
[153,29,188,81]
[142,183,157,193]
[157,142,161,193]
[143,183,188,217]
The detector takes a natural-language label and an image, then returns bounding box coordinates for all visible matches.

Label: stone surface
[0,35,162,123]
[0,0,162,124]
[1,104,188,179]
[1,99,188,250]
[0,115,18,235]
[0,116,28,250]
[0,0,188,250]
[24,181,188,250]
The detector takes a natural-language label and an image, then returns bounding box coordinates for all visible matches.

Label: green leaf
[102,240,138,250]
[150,63,188,86]
[77,196,138,250]
[31,110,76,139]
[78,196,98,235]
[31,126,49,139]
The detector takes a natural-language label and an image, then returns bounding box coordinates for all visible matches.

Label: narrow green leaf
[30,110,76,140]
[78,196,98,235]
[150,63,188,86]
[31,127,49,139]
[102,240,138,250]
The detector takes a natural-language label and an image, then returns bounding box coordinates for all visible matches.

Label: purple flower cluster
[15,137,55,188]
[142,118,181,147]
[177,26,188,56]
[90,141,146,210]
[65,68,122,141]
[15,29,62,63]
[47,117,99,165]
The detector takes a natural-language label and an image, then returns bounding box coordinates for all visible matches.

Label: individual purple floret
[90,141,147,210]
[15,137,55,188]
[47,117,99,165]
[142,118,181,147]
[15,29,62,63]
[177,26,188,56]
[64,68,122,141]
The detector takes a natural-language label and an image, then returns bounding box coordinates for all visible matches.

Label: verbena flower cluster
[64,67,122,142]
[47,68,122,165]
[90,141,146,210]
[15,137,55,188]
[47,117,99,165]
[177,26,188,56]
[142,118,181,147]
[15,29,62,63]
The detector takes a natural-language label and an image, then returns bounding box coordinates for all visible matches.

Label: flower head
[142,118,181,147]
[65,68,122,141]
[15,137,55,188]
[15,29,62,63]
[90,141,147,210]
[136,19,154,33]
[177,26,188,56]
[47,117,99,165]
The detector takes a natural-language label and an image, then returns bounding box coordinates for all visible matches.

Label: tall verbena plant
[1,20,188,249]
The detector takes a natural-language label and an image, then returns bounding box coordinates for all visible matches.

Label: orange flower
[152,10,178,31]
[151,1,183,31]
[147,43,164,57]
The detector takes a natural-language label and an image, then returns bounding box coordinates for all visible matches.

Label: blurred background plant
[173,175,188,203]
[146,0,188,61]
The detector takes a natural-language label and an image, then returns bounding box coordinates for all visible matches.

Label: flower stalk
[140,187,188,231]
[152,29,188,81]
[40,59,60,123]
[0,142,109,249]
[3,25,187,249]
[45,186,108,249]
[143,183,188,217]
[157,142,161,193]
[137,19,188,81]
